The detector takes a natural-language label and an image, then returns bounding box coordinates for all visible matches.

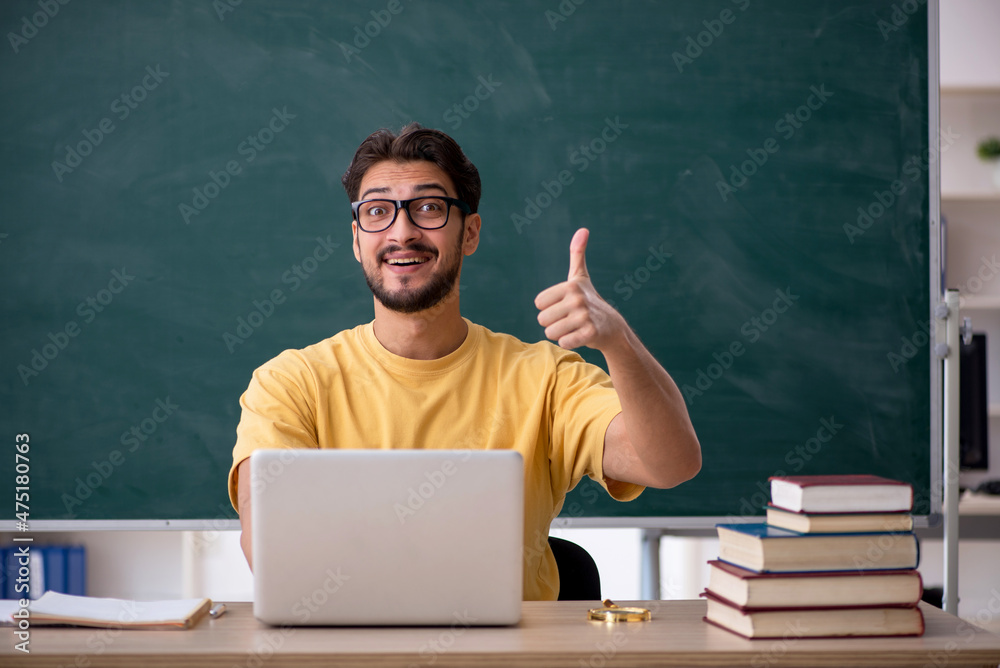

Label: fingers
[534,282,568,312]
[536,286,577,327]
[567,227,590,280]
[545,312,594,349]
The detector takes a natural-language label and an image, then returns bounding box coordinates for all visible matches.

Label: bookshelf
[939,1,1000,496]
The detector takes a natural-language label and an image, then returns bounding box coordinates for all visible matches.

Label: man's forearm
[603,326,701,488]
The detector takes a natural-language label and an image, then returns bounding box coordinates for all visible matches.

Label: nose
[386,204,423,246]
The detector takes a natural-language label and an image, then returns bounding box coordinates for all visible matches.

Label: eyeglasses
[351,196,471,233]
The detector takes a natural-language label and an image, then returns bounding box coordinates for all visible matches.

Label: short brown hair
[341,123,481,213]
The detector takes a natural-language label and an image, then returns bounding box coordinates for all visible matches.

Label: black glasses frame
[351,196,471,233]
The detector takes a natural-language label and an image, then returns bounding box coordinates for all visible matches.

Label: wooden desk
[5,601,1000,667]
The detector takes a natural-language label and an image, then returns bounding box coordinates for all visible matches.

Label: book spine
[44,546,69,595]
[4,549,18,599]
[0,547,7,599]
[67,546,86,596]
[29,549,45,600]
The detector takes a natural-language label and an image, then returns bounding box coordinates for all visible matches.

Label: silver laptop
[250,449,524,626]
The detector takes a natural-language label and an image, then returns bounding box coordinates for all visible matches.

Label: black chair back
[548,536,601,601]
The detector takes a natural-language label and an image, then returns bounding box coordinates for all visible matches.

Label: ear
[352,220,361,263]
[462,213,481,256]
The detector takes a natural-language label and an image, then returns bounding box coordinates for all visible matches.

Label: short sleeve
[547,350,644,502]
[227,353,320,511]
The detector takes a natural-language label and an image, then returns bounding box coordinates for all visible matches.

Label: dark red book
[702,590,925,639]
[769,474,914,513]
[706,560,923,609]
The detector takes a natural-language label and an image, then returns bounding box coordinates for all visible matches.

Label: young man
[229,123,700,600]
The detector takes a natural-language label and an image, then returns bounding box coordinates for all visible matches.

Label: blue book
[0,548,7,598]
[715,523,919,573]
[5,548,27,599]
[66,546,86,596]
[43,547,68,595]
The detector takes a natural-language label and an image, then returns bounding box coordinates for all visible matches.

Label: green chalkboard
[0,0,933,523]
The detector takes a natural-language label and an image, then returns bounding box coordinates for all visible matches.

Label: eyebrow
[359,182,450,200]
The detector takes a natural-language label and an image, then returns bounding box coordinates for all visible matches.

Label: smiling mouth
[385,257,430,266]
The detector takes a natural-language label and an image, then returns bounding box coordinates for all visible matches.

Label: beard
[361,226,465,314]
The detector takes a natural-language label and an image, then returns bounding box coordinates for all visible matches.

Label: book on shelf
[716,523,919,573]
[27,592,211,630]
[769,474,913,514]
[765,505,914,534]
[706,560,923,609]
[1,545,86,599]
[702,591,925,639]
[66,546,86,596]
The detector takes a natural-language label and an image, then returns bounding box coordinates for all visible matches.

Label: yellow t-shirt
[228,319,643,600]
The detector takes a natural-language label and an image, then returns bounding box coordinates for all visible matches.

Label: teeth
[386,257,427,265]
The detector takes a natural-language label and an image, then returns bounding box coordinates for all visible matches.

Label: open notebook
[22,592,211,629]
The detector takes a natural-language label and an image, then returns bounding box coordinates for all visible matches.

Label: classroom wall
[6,2,999,631]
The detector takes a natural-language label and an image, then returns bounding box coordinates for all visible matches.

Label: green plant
[978,137,1000,161]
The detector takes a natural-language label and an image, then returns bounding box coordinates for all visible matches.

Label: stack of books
[703,474,925,639]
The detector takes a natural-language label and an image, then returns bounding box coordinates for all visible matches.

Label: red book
[702,591,925,639]
[769,474,914,513]
[706,560,923,609]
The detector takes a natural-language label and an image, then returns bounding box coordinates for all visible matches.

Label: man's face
[352,160,480,314]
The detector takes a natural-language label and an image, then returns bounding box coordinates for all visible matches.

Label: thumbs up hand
[534,228,627,351]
